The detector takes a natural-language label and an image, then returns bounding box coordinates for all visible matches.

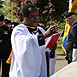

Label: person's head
[0,14,4,27]
[62,11,76,26]
[22,3,39,27]
[4,19,11,27]
[26,0,37,4]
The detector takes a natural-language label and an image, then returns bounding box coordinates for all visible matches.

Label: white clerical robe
[10,24,47,77]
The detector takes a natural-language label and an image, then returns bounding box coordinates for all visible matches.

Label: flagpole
[1,59,2,77]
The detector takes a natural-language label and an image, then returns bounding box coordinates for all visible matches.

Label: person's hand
[43,25,60,39]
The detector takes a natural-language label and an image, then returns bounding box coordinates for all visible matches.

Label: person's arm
[37,34,45,46]
[71,25,77,48]
[70,24,77,61]
[66,37,73,53]
[37,25,60,46]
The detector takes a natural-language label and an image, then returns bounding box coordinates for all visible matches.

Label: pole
[1,59,2,77]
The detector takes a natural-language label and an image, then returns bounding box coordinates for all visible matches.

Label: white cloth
[10,24,47,77]
[72,48,77,61]
[49,51,57,76]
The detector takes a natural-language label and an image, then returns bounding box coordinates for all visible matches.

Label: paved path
[55,52,68,73]
[52,62,77,77]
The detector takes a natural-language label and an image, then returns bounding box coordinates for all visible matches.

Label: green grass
[56,36,64,52]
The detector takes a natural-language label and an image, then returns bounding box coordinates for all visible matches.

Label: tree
[36,0,69,25]
[10,0,68,25]
[0,0,16,21]
[0,0,4,8]
[0,0,69,27]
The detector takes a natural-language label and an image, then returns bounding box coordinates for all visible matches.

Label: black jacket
[66,21,77,63]
[0,25,12,58]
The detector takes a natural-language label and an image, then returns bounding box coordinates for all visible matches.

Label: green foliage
[9,0,68,24]
[0,0,16,21]
[36,0,68,25]
[0,0,68,24]
[54,20,66,29]
[46,19,66,30]
[56,36,63,52]
[58,22,66,29]
[0,0,4,8]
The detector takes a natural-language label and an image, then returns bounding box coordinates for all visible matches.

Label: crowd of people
[0,14,12,77]
[0,14,19,77]
[0,1,77,77]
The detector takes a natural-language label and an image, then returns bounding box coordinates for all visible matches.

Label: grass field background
[56,36,64,53]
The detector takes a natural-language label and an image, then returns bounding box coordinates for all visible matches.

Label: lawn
[56,36,64,53]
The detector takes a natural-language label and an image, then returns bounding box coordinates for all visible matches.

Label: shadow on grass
[57,53,65,56]
[57,58,65,60]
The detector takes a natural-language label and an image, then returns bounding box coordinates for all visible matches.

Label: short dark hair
[5,19,11,24]
[62,11,76,19]
[22,3,38,17]
[0,14,4,21]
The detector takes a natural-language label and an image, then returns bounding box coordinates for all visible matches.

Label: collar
[72,21,77,27]
[24,24,38,33]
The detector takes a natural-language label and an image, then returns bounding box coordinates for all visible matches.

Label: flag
[62,0,77,54]
[6,49,13,64]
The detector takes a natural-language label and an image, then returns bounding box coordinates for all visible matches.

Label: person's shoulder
[72,21,77,29]
[75,22,77,26]
[14,24,27,29]
[38,26,45,32]
[38,26,43,29]
[13,24,28,32]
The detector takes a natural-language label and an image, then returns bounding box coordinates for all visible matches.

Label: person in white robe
[10,2,59,77]
[49,50,57,76]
